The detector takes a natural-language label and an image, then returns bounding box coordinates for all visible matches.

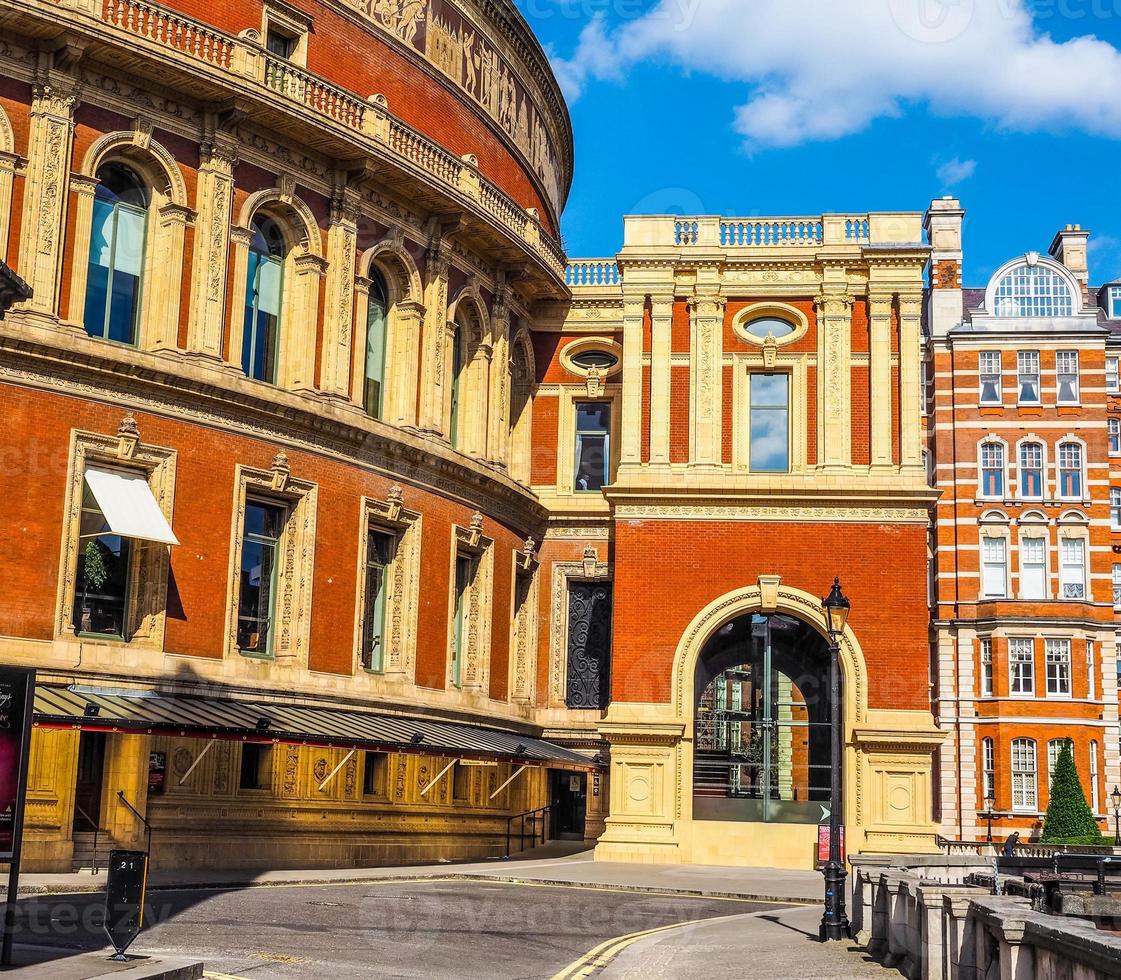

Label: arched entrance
[693,612,835,827]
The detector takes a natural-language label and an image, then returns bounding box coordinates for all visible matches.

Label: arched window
[1058,442,1083,498]
[693,613,833,825]
[449,323,463,448]
[1018,442,1044,498]
[242,214,285,383]
[993,263,1074,318]
[364,270,389,418]
[1011,738,1037,812]
[84,162,149,344]
[979,442,1005,498]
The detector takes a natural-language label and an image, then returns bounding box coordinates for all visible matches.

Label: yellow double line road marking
[203,971,252,980]
[553,901,798,977]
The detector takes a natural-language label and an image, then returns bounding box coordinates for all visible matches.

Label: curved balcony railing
[90,0,566,280]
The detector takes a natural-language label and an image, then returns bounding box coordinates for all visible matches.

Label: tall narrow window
[565,581,614,709]
[1088,640,1097,700]
[1018,351,1041,404]
[1059,537,1086,599]
[1009,638,1035,695]
[978,351,1002,405]
[1047,738,1073,794]
[362,751,387,797]
[980,443,1004,498]
[981,537,1007,598]
[1011,738,1038,812]
[1110,419,1121,456]
[239,743,272,790]
[242,215,285,383]
[1020,537,1046,600]
[1058,442,1082,498]
[449,325,463,448]
[1108,356,1119,393]
[1091,741,1100,812]
[237,500,285,655]
[1019,442,1043,498]
[74,478,134,638]
[1045,638,1072,696]
[1112,488,1121,530]
[84,163,148,345]
[980,639,993,697]
[1114,565,1121,610]
[982,737,995,803]
[360,529,396,672]
[574,402,611,492]
[1056,351,1080,404]
[450,553,474,687]
[748,373,790,472]
[364,271,388,418]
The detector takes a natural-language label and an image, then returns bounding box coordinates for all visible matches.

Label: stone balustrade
[618,213,924,250]
[565,259,620,287]
[83,0,566,280]
[850,854,1121,979]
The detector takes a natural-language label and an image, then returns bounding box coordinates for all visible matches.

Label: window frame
[982,737,996,804]
[238,742,273,792]
[237,497,286,657]
[978,351,1003,406]
[1044,638,1072,697]
[1055,350,1080,405]
[1018,441,1044,499]
[1107,355,1119,393]
[747,372,791,474]
[1011,737,1038,813]
[979,441,1006,499]
[980,638,993,697]
[1019,534,1047,601]
[1009,638,1035,697]
[981,535,1009,599]
[1110,418,1121,457]
[447,521,494,693]
[1017,350,1041,405]
[1057,442,1084,499]
[1059,536,1087,600]
[573,400,612,493]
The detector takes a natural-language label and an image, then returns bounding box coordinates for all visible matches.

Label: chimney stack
[925,196,964,339]
[1049,224,1090,303]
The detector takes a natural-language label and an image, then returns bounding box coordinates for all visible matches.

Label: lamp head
[1112,785,1121,811]
[821,577,851,637]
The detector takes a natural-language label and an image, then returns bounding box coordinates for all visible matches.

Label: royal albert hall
[0,0,943,872]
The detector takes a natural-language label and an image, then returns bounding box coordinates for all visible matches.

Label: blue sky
[520,0,1121,287]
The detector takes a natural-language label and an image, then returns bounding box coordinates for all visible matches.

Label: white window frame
[1011,738,1038,813]
[981,535,1008,598]
[1110,287,1121,320]
[1018,441,1045,499]
[1107,355,1119,393]
[1045,638,1072,697]
[1009,638,1035,696]
[1057,442,1084,500]
[1091,740,1100,813]
[1114,565,1121,611]
[980,638,993,697]
[979,441,1006,500]
[1111,418,1121,457]
[1056,350,1080,405]
[1112,488,1121,530]
[1047,738,1073,794]
[1059,536,1086,600]
[1019,535,1047,601]
[1088,640,1097,700]
[978,351,1002,406]
[1017,350,1041,405]
[982,737,996,804]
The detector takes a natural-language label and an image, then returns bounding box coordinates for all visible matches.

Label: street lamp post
[1111,786,1121,847]
[820,577,850,942]
[984,793,996,845]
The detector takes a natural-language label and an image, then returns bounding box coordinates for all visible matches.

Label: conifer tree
[1041,741,1101,842]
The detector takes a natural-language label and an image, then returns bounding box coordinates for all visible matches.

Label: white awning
[83,466,179,545]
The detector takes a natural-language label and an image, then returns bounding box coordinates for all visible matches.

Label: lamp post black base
[819,861,849,941]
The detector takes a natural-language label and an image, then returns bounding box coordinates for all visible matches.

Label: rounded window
[743,316,796,339]
[571,349,619,371]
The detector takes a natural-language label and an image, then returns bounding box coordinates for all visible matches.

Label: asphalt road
[9,879,783,979]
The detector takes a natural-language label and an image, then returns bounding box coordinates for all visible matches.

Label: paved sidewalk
[599,905,895,979]
[5,844,821,903]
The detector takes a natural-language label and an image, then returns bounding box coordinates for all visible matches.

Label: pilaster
[224,224,253,371]
[899,293,923,468]
[869,292,893,469]
[688,287,724,467]
[147,202,192,351]
[186,135,237,359]
[64,173,99,326]
[19,67,81,318]
[486,284,511,467]
[649,293,673,465]
[0,149,22,263]
[418,239,451,435]
[319,187,360,399]
[619,291,644,466]
[815,289,853,468]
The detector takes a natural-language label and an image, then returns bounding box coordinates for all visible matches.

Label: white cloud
[552,0,1121,148]
[936,157,977,186]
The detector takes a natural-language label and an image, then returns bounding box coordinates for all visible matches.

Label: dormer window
[993,262,1074,318]
[1108,285,1121,319]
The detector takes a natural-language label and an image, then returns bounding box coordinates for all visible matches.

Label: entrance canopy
[83,467,179,545]
[33,686,597,771]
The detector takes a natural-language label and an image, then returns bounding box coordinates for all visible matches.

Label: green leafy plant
[82,539,110,591]
[1041,741,1101,842]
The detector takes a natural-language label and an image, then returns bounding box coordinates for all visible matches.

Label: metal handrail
[72,802,101,876]
[116,791,152,856]
[504,805,549,859]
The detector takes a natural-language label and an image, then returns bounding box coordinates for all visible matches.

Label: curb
[5,870,817,906]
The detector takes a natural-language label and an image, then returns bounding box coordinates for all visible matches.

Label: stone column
[486,288,511,468]
[0,147,19,263]
[63,173,100,327]
[19,70,81,319]
[284,253,327,392]
[620,292,645,466]
[689,289,724,467]
[418,240,451,435]
[387,299,424,428]
[899,293,923,469]
[320,188,360,399]
[816,291,853,468]
[102,733,151,849]
[869,291,894,469]
[145,202,192,351]
[186,135,237,359]
[649,293,673,465]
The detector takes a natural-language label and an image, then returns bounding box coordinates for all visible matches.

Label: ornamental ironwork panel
[566,582,613,709]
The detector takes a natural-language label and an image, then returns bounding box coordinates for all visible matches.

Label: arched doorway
[693,612,836,827]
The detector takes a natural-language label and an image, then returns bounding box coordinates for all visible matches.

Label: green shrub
[1041,741,1101,843]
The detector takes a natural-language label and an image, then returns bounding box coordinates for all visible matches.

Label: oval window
[744,316,796,339]
[571,349,619,371]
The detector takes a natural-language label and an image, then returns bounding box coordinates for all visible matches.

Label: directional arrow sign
[819,804,831,823]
